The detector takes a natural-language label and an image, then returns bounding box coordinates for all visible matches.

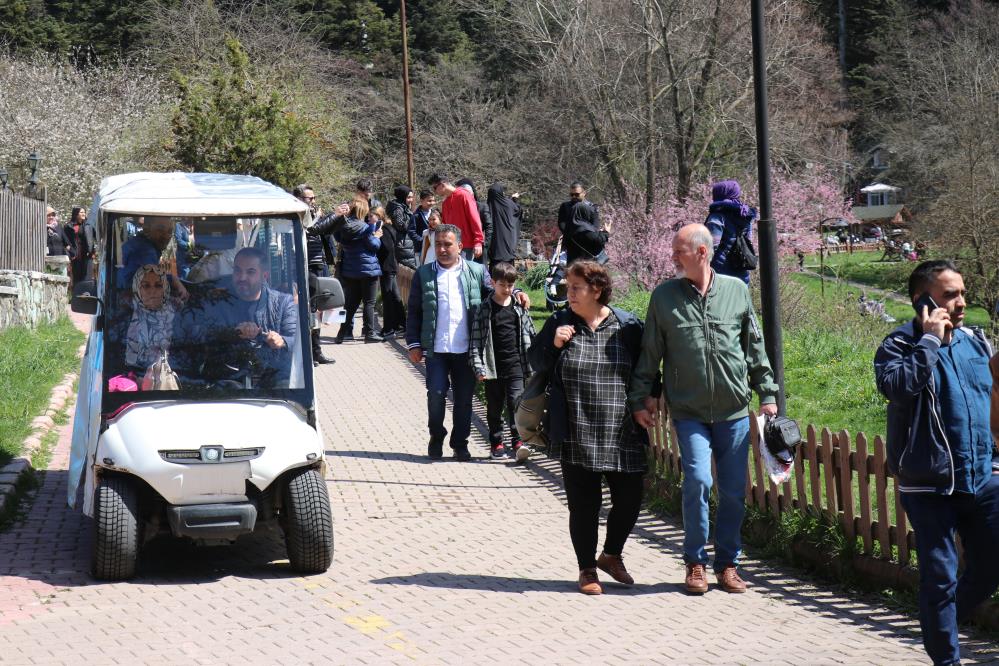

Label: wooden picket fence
[0,189,46,272]
[648,404,917,567]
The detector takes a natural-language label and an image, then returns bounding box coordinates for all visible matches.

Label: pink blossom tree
[605,168,853,290]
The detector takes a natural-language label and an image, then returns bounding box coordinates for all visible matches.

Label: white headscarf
[125,264,175,369]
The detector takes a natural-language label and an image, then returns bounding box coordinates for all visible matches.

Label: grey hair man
[629,223,778,595]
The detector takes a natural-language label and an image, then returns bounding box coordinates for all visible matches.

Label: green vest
[416,259,486,357]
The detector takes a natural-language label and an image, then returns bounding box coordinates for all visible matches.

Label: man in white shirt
[405,224,529,460]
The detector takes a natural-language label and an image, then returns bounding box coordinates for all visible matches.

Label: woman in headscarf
[486,183,523,271]
[125,264,176,376]
[705,180,757,284]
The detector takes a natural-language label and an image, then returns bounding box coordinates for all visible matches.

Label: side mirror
[314,277,345,311]
[71,279,100,315]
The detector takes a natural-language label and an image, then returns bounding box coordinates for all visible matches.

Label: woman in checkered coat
[530,260,658,595]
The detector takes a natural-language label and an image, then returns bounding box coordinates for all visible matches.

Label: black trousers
[483,375,524,445]
[339,275,379,337]
[379,272,405,333]
[560,461,644,570]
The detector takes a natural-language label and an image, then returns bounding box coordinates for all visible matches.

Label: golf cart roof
[92,172,308,217]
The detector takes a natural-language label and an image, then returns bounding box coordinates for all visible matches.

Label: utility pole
[400,0,415,190]
[751,0,786,414]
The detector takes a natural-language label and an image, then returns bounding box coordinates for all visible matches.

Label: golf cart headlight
[202,447,221,462]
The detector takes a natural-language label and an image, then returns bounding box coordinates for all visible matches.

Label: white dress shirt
[434,259,469,353]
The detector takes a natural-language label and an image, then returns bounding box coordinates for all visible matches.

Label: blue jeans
[673,417,750,571]
[900,475,999,666]
[425,352,476,449]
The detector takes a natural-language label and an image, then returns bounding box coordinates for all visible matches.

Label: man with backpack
[705,180,757,284]
[558,181,610,265]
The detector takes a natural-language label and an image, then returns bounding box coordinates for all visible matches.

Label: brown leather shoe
[596,552,634,586]
[685,563,709,594]
[578,568,602,595]
[716,565,748,593]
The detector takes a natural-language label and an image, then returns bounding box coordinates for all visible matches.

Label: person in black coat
[486,182,523,269]
[45,207,72,257]
[294,184,335,365]
[66,206,96,283]
[557,182,608,265]
[375,193,408,338]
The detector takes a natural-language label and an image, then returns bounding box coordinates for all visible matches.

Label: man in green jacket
[405,224,529,461]
[629,223,778,595]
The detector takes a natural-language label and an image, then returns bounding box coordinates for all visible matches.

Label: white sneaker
[513,442,531,462]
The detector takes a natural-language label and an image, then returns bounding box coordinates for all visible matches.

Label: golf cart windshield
[102,214,311,412]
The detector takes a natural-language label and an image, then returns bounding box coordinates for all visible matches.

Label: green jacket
[405,259,488,358]
[627,273,778,422]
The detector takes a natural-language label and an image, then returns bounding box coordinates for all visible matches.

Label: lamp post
[817,217,844,299]
[26,151,41,195]
[751,0,785,414]
[399,0,415,190]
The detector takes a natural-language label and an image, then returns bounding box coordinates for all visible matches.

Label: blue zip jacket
[334,222,381,279]
[875,321,994,495]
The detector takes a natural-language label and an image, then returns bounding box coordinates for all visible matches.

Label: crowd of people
[298,175,526,354]
[45,173,999,663]
[391,174,775,599]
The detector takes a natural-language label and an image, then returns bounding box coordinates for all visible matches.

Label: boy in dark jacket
[470,262,536,461]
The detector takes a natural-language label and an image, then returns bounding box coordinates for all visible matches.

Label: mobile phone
[913,292,938,315]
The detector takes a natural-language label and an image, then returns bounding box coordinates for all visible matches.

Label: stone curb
[0,342,83,519]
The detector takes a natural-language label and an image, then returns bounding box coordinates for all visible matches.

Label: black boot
[312,329,335,365]
[334,323,354,344]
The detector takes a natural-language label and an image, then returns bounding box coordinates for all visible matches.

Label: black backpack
[729,231,758,271]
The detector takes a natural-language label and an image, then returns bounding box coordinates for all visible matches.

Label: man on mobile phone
[874,259,999,666]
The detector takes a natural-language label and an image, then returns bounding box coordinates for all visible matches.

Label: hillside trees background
[1,0,991,297]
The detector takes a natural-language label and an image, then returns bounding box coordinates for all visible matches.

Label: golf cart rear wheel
[92,476,141,580]
[282,468,333,573]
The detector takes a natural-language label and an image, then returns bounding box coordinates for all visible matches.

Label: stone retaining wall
[0,269,71,330]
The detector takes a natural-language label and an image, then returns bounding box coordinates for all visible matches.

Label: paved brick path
[2,322,998,664]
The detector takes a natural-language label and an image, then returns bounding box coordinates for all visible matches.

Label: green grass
[0,317,85,466]
[811,251,914,295]
[803,250,994,328]
[791,272,992,329]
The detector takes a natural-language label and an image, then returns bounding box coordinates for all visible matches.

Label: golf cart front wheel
[282,467,333,573]
[92,476,141,580]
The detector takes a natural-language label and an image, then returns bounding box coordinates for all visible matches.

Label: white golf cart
[68,172,344,580]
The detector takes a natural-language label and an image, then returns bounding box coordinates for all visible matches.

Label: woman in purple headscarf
[705,180,757,284]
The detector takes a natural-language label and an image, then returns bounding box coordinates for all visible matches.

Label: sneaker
[512,441,531,462]
[596,552,634,586]
[364,333,385,343]
[427,439,443,460]
[578,568,602,595]
[685,563,709,594]
[715,565,747,593]
[491,443,507,459]
[453,445,472,462]
[334,334,354,344]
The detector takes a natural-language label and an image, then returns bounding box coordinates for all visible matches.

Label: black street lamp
[751,0,786,414]
[27,151,41,191]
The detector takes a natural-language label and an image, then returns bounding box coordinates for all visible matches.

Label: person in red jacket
[428,172,483,260]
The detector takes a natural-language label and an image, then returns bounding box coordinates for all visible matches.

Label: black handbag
[764,415,801,464]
